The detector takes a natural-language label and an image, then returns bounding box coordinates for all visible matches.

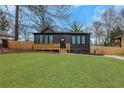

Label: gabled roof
[34,27,91,35]
[41,27,56,33]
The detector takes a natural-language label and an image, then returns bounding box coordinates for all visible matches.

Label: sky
[1,5,124,26]
[72,5,124,26]
[1,5,124,40]
[72,5,108,25]
[1,5,124,32]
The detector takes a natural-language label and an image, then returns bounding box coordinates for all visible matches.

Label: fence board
[8,41,71,52]
[91,46,124,55]
[8,40,33,50]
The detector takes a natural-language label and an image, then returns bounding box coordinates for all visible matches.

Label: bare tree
[92,21,104,45]
[24,5,72,32]
[15,5,19,40]
[69,21,85,32]
[119,8,124,31]
[101,6,116,45]
[0,5,71,40]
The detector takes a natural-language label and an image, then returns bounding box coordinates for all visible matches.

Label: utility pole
[15,5,19,40]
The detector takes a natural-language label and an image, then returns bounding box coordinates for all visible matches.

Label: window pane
[82,36,85,44]
[38,35,40,43]
[77,36,80,44]
[49,35,53,44]
[72,36,76,44]
[34,35,37,43]
[40,35,43,44]
[44,35,48,44]
[35,35,40,43]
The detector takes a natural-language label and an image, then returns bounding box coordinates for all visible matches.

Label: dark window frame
[82,35,86,44]
[49,35,53,44]
[44,35,49,44]
[35,35,40,44]
[77,35,81,44]
[35,35,53,44]
[72,35,76,44]
[71,35,86,45]
[40,35,43,44]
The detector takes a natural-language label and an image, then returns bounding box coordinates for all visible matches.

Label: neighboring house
[0,31,14,48]
[33,27,91,54]
[112,34,124,47]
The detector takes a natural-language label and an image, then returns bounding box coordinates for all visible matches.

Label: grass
[0,53,124,88]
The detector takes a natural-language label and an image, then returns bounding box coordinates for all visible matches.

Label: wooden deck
[8,40,70,53]
[33,43,70,53]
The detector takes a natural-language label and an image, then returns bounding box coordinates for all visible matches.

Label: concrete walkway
[104,55,124,60]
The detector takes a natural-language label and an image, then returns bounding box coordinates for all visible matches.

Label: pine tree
[0,11,9,33]
[110,26,124,45]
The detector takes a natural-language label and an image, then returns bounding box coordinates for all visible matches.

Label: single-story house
[33,27,91,54]
[0,31,14,48]
[112,34,124,47]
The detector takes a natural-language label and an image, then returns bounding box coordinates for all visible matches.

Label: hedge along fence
[8,40,33,50]
[91,46,124,55]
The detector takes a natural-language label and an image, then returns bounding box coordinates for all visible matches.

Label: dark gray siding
[55,34,90,54]
[53,34,71,43]
[69,35,90,54]
[34,27,91,54]
[34,34,90,54]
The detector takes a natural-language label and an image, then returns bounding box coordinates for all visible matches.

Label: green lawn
[0,53,124,88]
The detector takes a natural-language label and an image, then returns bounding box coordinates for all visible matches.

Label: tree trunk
[15,5,19,40]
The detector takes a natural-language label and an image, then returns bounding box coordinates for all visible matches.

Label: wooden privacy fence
[8,40,71,52]
[8,40,33,50]
[91,46,124,55]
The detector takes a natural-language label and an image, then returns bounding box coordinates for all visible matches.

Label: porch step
[59,49,67,53]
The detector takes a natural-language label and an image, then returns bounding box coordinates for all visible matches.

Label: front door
[60,37,66,48]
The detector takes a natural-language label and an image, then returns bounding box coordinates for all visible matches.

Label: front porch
[7,40,71,53]
[33,43,70,53]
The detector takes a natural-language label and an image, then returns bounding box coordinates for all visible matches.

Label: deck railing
[33,43,60,50]
[8,40,70,52]
[33,43,70,52]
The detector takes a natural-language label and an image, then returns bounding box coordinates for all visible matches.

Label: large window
[44,35,49,44]
[82,36,85,44]
[35,35,40,43]
[49,35,53,44]
[40,35,43,44]
[72,35,85,45]
[77,36,81,44]
[35,35,53,44]
[72,36,76,44]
